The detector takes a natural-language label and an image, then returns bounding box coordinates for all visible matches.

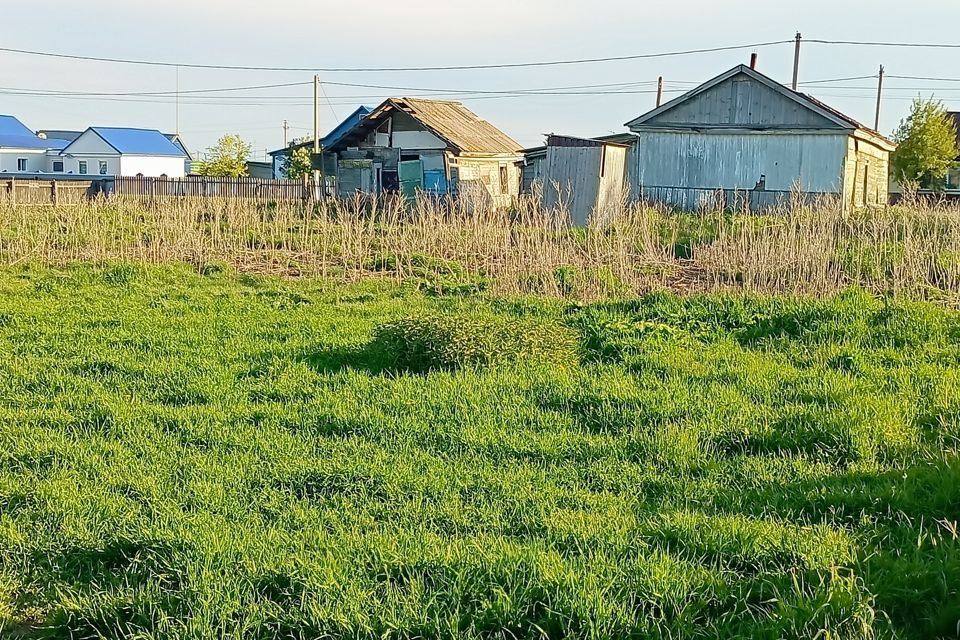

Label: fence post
[8,178,14,208]
[51,180,59,206]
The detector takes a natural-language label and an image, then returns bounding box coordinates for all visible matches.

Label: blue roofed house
[268,106,372,179]
[59,127,189,177]
[0,115,70,174]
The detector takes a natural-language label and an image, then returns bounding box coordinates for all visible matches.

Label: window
[52,161,64,173]
[78,161,87,174]
[17,158,27,172]
[499,164,509,195]
[99,161,108,175]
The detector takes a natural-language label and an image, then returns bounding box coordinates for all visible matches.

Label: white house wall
[0,149,48,173]
[390,130,447,150]
[636,131,849,194]
[119,155,186,178]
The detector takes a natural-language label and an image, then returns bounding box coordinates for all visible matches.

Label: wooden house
[325,98,523,207]
[624,64,896,211]
[520,135,628,225]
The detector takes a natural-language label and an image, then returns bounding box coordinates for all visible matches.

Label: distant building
[519,135,629,226]
[246,161,273,179]
[38,129,193,176]
[624,64,896,211]
[59,127,189,177]
[325,98,523,206]
[268,106,372,179]
[0,116,69,174]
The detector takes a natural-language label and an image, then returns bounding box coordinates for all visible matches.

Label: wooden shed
[520,135,628,226]
[624,64,896,211]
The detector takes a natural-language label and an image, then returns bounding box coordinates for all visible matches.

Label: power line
[0,40,793,72]
[808,39,960,49]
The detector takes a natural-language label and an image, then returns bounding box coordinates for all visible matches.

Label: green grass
[1,263,958,639]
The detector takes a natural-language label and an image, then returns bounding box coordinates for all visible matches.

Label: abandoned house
[624,64,896,211]
[519,134,628,225]
[324,98,523,206]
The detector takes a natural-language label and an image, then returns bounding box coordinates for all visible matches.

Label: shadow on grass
[301,343,394,376]
[712,455,960,639]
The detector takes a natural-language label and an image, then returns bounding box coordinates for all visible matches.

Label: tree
[196,134,252,177]
[891,97,959,190]
[279,137,313,180]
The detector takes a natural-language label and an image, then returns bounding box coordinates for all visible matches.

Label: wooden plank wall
[543,146,602,226]
[112,176,310,201]
[0,179,102,206]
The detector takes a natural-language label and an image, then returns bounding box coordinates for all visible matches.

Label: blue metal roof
[268,106,372,156]
[0,115,34,137]
[0,134,69,150]
[86,127,187,156]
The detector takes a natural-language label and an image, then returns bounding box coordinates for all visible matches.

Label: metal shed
[520,134,628,226]
[624,64,896,211]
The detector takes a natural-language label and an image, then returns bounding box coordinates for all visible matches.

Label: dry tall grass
[1,193,959,302]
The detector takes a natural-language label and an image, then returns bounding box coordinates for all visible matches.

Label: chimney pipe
[749,53,758,69]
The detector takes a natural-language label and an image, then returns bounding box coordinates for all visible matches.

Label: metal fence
[639,185,840,212]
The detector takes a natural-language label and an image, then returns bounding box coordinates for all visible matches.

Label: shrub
[371,313,579,372]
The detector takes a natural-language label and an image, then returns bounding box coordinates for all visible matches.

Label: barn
[625,64,896,211]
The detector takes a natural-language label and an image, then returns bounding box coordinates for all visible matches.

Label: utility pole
[874,64,885,131]
[792,32,801,91]
[313,75,320,200]
[656,76,663,107]
[283,120,289,148]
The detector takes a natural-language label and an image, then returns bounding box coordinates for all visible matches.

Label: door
[398,160,424,202]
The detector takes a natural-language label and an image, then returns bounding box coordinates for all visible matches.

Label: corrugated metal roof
[376,98,521,154]
[37,129,83,142]
[547,134,628,148]
[0,134,69,150]
[0,115,34,137]
[85,127,187,156]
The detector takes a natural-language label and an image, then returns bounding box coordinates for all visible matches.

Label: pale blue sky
[3,0,959,158]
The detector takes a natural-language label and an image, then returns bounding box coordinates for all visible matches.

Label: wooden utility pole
[792,32,802,91]
[874,64,885,131]
[656,76,663,107]
[283,120,289,148]
[313,75,320,200]
[750,53,758,70]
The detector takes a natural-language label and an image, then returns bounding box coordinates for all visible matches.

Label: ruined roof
[369,98,522,155]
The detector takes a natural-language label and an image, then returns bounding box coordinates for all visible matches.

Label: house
[519,135,628,225]
[325,98,523,206]
[624,64,896,211]
[39,129,194,176]
[0,116,70,174]
[268,106,371,179]
[246,161,273,179]
[58,127,189,177]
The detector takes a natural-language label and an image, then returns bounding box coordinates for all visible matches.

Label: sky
[3,0,960,159]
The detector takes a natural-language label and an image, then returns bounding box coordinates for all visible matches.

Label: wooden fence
[110,176,312,201]
[0,179,103,206]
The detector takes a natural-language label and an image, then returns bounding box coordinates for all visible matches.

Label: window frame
[98,160,109,175]
[52,160,64,173]
[78,161,88,175]
[16,158,27,172]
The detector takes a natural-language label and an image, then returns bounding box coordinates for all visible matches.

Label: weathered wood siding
[842,136,890,208]
[456,155,520,208]
[644,76,843,130]
[636,131,849,194]
[594,145,628,223]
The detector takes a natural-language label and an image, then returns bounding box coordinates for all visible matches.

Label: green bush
[371,313,579,372]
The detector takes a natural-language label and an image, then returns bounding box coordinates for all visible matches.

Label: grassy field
[1,262,959,639]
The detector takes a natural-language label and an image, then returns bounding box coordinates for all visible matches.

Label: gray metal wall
[644,76,841,129]
[542,146,603,226]
[635,131,848,195]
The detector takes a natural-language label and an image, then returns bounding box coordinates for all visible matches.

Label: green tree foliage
[280,137,313,180]
[892,97,959,190]
[196,134,252,177]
